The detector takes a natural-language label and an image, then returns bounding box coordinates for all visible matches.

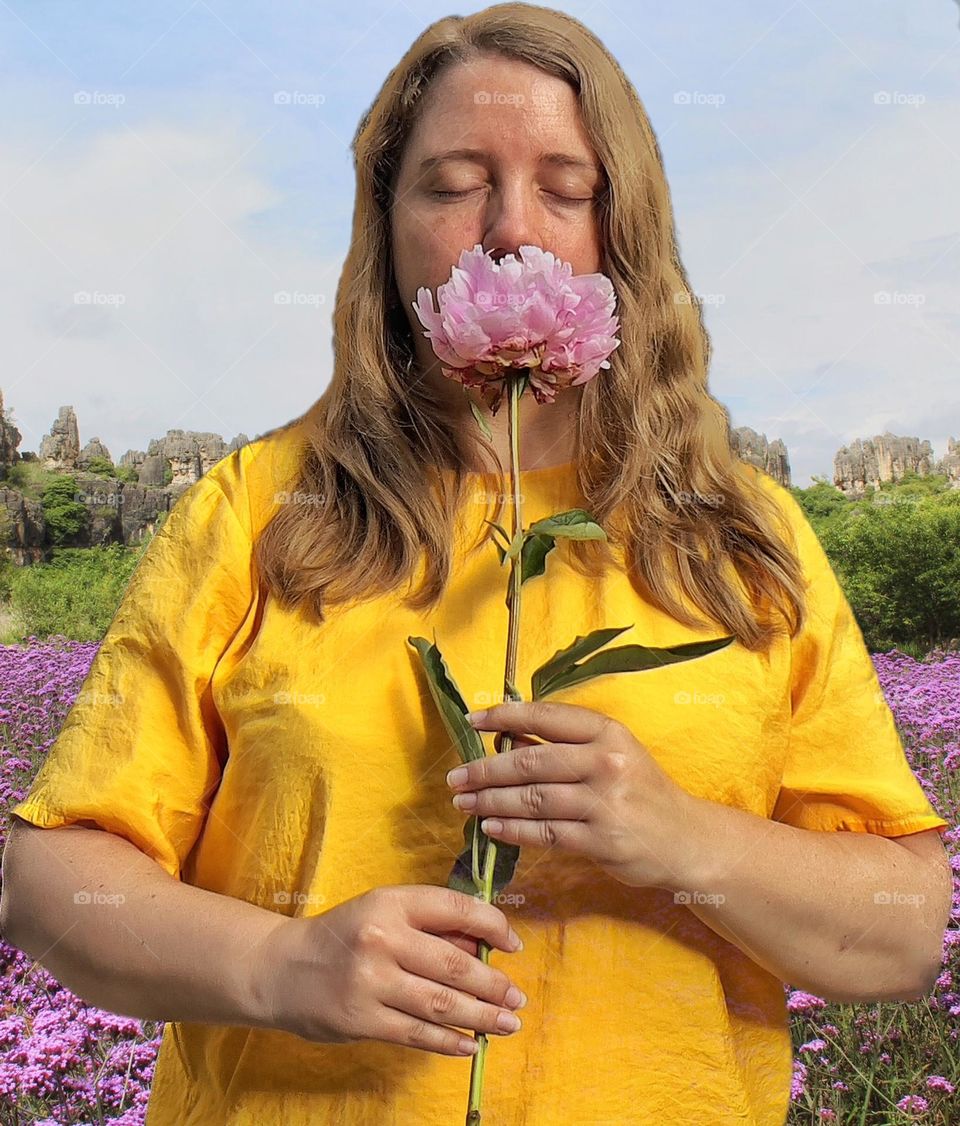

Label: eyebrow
[417,148,600,174]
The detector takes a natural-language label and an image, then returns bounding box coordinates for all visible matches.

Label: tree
[40,475,88,546]
[821,492,960,652]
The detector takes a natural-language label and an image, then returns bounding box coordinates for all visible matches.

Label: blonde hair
[254,1,807,651]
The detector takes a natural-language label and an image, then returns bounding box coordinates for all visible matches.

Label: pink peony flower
[411,243,621,414]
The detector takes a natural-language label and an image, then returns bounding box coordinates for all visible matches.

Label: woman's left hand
[446,700,701,891]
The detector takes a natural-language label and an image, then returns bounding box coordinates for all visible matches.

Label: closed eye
[431,189,592,205]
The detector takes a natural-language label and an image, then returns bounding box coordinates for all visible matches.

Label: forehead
[405,56,597,164]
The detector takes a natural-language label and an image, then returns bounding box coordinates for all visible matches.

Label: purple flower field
[1,639,958,1124]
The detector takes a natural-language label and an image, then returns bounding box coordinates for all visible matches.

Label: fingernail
[446,766,468,787]
[504,986,527,1009]
[509,929,523,951]
[465,709,487,725]
[497,1011,521,1033]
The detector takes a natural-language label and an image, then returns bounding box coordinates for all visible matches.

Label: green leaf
[527,508,608,542]
[531,625,633,695]
[482,518,513,551]
[407,635,487,765]
[446,815,521,897]
[532,633,737,699]
[468,395,493,441]
[520,531,556,584]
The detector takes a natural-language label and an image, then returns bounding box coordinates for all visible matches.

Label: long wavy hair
[254,2,808,651]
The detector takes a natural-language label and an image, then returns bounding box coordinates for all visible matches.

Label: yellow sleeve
[761,477,949,837]
[10,454,256,879]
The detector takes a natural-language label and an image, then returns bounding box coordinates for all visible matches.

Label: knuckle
[529,701,551,726]
[445,887,473,925]
[407,1018,433,1048]
[539,820,559,847]
[520,784,544,814]
[353,920,388,952]
[440,946,470,981]
[515,745,543,777]
[603,748,629,777]
[426,986,457,1017]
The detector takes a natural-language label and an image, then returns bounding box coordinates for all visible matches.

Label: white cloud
[1,118,340,458]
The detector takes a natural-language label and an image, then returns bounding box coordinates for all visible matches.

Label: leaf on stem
[531,632,737,699]
[446,814,521,897]
[468,394,493,441]
[527,509,608,542]
[407,635,488,765]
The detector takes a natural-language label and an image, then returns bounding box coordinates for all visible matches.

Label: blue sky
[1,0,958,486]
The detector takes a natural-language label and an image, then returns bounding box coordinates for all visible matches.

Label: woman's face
[389,53,605,403]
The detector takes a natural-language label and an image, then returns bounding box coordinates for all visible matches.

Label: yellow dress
[12,417,948,1126]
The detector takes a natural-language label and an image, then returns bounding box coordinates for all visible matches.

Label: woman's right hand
[250,885,527,1057]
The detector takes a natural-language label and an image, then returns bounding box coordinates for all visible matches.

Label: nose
[482,182,542,263]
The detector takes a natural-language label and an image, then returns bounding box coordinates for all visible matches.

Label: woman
[4,5,950,1124]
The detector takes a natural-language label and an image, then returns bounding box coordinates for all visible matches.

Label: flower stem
[464,370,526,1126]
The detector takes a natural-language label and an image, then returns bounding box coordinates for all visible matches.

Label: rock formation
[0,391,255,560]
[833,432,942,497]
[0,388,22,480]
[120,430,251,486]
[730,426,791,487]
[0,487,45,565]
[76,437,113,470]
[39,406,80,470]
[937,437,960,488]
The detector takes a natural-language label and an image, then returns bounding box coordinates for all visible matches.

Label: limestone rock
[937,437,960,487]
[145,430,235,486]
[76,437,113,470]
[833,432,936,497]
[0,486,45,564]
[39,406,80,471]
[137,455,167,488]
[730,426,792,487]
[0,389,23,480]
